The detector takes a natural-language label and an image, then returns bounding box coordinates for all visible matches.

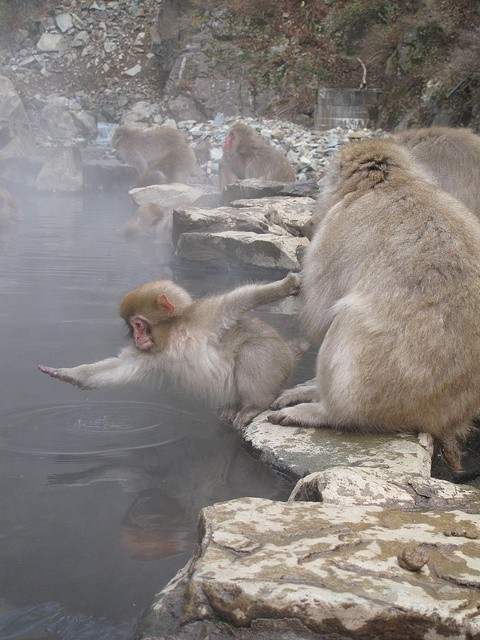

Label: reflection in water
[0,189,308,639]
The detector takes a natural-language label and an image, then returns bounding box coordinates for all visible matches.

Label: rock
[121,100,161,124]
[0,76,31,138]
[231,196,316,237]
[243,411,433,478]
[124,64,142,76]
[36,146,83,192]
[83,158,137,190]
[129,183,205,211]
[172,206,270,244]
[289,467,480,512]
[36,33,65,52]
[55,12,74,32]
[175,231,308,271]
[71,111,98,139]
[222,178,319,204]
[136,497,480,640]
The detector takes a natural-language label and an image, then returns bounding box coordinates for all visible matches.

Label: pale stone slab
[143,498,480,639]
[243,413,433,477]
[36,33,65,52]
[129,183,204,211]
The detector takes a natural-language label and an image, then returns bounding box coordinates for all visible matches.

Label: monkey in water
[219,123,296,190]
[394,126,480,221]
[39,274,304,430]
[111,124,196,184]
[115,202,173,241]
[269,138,480,472]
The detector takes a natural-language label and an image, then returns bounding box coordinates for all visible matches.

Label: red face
[129,316,155,351]
[223,130,236,152]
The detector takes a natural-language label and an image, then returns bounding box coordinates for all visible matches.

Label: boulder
[129,183,205,211]
[172,206,271,245]
[36,146,83,192]
[175,230,308,271]
[231,196,316,237]
[136,497,480,640]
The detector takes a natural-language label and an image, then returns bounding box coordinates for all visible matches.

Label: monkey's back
[302,139,480,436]
[394,126,480,219]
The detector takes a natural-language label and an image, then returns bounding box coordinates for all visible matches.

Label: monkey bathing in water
[39,274,304,430]
[269,137,480,471]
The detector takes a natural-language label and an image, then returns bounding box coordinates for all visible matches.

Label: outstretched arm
[38,348,146,389]
[204,272,300,332]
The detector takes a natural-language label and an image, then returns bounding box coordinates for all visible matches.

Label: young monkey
[39,274,303,430]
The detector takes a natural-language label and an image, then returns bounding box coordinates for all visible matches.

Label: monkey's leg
[271,380,317,409]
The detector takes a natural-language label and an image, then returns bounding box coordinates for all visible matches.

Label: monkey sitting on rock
[269,137,480,472]
[39,274,305,430]
[111,124,196,185]
[219,123,296,189]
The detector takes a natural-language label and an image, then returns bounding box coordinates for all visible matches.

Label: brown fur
[219,123,296,189]
[39,275,303,431]
[111,124,196,184]
[394,126,480,220]
[269,138,480,471]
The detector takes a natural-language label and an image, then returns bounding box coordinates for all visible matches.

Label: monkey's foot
[232,408,262,431]
[268,402,330,428]
[38,365,93,390]
[270,383,317,409]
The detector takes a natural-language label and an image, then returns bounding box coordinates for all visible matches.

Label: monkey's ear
[156,294,176,317]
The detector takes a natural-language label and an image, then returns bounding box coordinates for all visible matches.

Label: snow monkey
[394,126,480,220]
[39,274,304,430]
[111,124,196,184]
[269,137,480,471]
[219,123,296,189]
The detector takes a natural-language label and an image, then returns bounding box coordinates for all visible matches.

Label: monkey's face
[223,131,236,152]
[128,315,156,351]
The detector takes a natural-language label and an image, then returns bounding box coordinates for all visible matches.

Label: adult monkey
[111,124,196,184]
[394,126,480,220]
[219,123,296,189]
[269,138,480,471]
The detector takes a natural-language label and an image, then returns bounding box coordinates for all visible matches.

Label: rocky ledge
[133,404,480,640]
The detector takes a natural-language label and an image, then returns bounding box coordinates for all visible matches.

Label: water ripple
[0,401,190,456]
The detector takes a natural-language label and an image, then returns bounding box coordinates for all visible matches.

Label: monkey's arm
[38,348,145,389]
[208,273,300,327]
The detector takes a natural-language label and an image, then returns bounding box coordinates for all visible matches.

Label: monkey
[0,185,19,226]
[111,124,196,184]
[115,202,172,241]
[219,123,296,190]
[38,274,304,431]
[394,126,480,220]
[268,138,480,472]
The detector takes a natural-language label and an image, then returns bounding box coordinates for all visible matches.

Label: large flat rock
[243,413,433,478]
[140,497,480,640]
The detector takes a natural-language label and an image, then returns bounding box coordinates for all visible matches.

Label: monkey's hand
[38,365,94,390]
[283,272,301,296]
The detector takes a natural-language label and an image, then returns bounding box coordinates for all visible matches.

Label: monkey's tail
[290,338,310,360]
